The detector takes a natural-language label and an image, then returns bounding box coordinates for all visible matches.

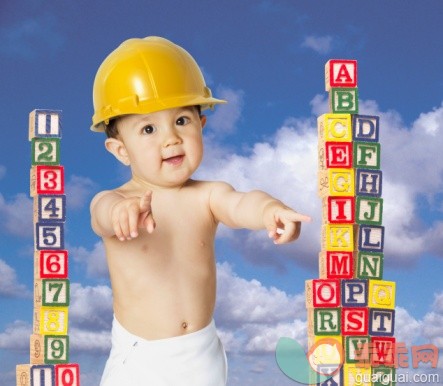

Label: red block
[371,337,396,366]
[342,307,369,335]
[55,363,80,385]
[306,279,341,308]
[325,59,358,91]
[325,142,353,168]
[324,196,355,224]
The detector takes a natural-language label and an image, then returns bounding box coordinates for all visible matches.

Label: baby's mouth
[163,155,184,166]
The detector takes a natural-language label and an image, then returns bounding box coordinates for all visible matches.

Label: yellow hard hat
[91,36,226,132]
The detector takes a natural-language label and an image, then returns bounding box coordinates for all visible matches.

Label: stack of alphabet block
[16,110,80,385]
[305,61,396,385]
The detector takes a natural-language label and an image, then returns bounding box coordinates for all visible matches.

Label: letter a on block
[325,59,357,91]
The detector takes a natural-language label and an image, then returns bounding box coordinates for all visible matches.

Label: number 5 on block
[35,223,64,250]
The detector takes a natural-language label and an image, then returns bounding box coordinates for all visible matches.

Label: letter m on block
[323,251,354,279]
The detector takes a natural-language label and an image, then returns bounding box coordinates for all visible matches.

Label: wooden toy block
[34,195,66,223]
[356,252,384,280]
[353,142,381,169]
[16,364,31,386]
[318,168,355,197]
[325,59,357,91]
[356,169,382,197]
[322,196,355,223]
[30,334,44,364]
[319,251,354,279]
[368,280,396,309]
[38,250,68,279]
[358,225,385,253]
[306,279,341,308]
[356,197,383,226]
[45,335,69,364]
[318,141,353,169]
[329,88,359,114]
[312,308,341,335]
[35,223,64,250]
[318,113,352,142]
[352,115,380,142]
[307,336,343,385]
[40,306,68,335]
[34,279,43,309]
[371,366,396,386]
[29,109,62,140]
[30,166,65,196]
[369,309,395,336]
[322,223,354,252]
[307,334,343,352]
[343,363,371,386]
[341,279,368,307]
[371,337,396,366]
[42,279,70,307]
[30,364,55,386]
[345,336,370,364]
[33,306,41,335]
[31,138,60,166]
[55,364,80,386]
[342,308,369,336]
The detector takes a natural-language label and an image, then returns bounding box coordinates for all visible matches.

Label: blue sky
[1,0,443,384]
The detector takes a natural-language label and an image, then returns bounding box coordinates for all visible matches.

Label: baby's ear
[105,138,131,166]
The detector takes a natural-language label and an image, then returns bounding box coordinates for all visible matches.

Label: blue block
[35,223,64,250]
[369,309,395,336]
[358,225,385,253]
[341,279,368,307]
[352,115,379,142]
[37,195,66,223]
[31,365,55,386]
[356,169,382,197]
[29,109,62,139]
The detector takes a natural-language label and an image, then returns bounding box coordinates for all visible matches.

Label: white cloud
[302,35,333,54]
[0,193,33,237]
[65,175,98,209]
[0,259,31,298]
[70,241,109,278]
[0,320,31,351]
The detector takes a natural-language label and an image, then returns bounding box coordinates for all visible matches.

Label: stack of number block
[305,60,396,385]
[16,110,80,385]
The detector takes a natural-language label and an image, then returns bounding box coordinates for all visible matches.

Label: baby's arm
[209,182,311,244]
[90,190,155,241]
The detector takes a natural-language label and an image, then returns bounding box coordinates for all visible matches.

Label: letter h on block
[306,279,341,308]
[356,169,382,197]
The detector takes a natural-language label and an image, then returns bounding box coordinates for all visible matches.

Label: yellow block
[343,363,371,386]
[319,168,355,197]
[318,113,352,142]
[40,306,68,335]
[368,280,396,309]
[322,224,354,251]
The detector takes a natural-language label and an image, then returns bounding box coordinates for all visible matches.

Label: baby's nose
[163,129,182,147]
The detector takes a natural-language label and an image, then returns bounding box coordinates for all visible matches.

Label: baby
[90,36,310,386]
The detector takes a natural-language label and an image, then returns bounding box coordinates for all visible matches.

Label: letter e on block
[325,59,357,91]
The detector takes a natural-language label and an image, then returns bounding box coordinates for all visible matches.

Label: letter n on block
[342,308,368,336]
[369,309,395,336]
[306,279,341,308]
[356,252,383,280]
[368,280,396,309]
[319,251,354,279]
[371,337,396,366]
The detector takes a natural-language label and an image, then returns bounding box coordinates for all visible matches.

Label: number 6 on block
[39,250,68,279]
[40,306,68,335]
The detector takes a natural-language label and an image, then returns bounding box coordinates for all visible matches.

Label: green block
[44,335,69,364]
[314,308,341,335]
[372,366,396,386]
[356,196,383,225]
[329,87,359,114]
[354,141,381,169]
[42,279,70,306]
[31,138,60,165]
[345,336,370,364]
[356,252,384,280]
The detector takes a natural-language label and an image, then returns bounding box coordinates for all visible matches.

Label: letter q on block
[368,280,396,309]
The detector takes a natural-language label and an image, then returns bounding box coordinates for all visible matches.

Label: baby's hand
[266,207,311,245]
[111,190,156,241]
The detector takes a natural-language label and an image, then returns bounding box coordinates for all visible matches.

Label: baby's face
[115,107,206,188]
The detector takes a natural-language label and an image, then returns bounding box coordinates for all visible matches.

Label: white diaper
[100,317,228,386]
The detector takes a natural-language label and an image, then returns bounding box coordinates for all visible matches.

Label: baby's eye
[141,125,156,135]
[176,116,191,126]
